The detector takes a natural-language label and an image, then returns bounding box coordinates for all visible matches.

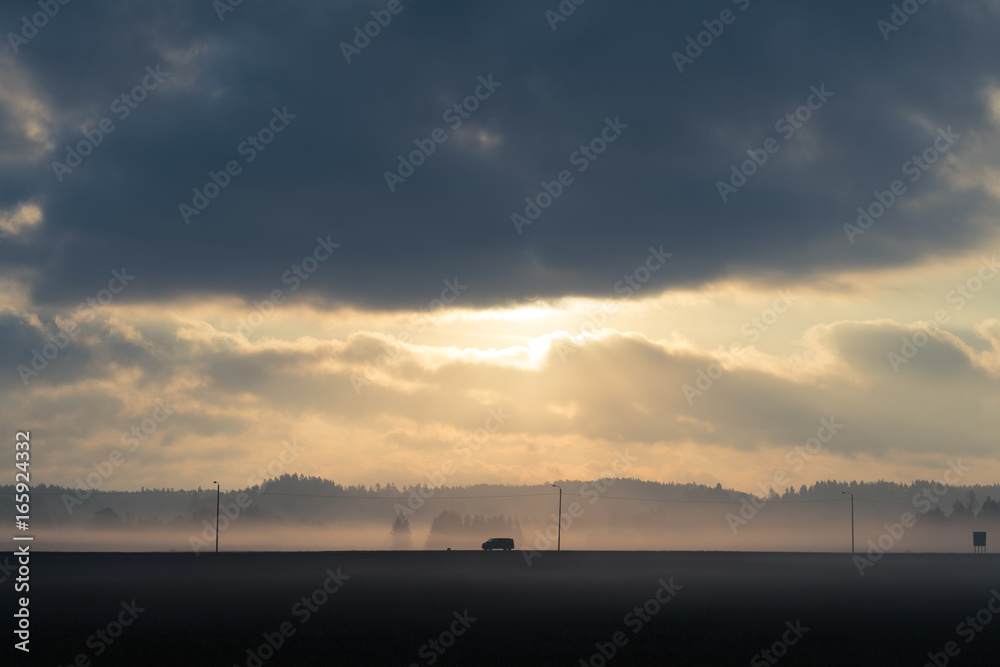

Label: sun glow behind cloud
[3,240,1000,495]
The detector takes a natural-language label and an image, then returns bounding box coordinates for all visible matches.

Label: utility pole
[214,481,220,554]
[841,491,854,554]
[552,484,562,551]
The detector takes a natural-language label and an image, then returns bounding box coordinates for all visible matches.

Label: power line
[562,494,848,504]
[2,488,923,506]
[854,497,919,506]
[3,490,180,495]
[1,489,554,500]
[257,491,554,500]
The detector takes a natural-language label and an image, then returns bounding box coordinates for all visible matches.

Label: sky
[2,0,1000,495]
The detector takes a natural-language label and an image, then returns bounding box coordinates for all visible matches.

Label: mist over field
[9,474,999,554]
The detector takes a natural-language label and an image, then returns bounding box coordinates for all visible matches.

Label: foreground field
[7,551,1000,665]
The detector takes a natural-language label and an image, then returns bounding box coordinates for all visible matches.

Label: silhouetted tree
[508,516,524,545]
[950,499,973,522]
[923,505,947,522]
[426,510,465,549]
[979,496,1000,521]
[91,507,124,529]
[391,512,412,549]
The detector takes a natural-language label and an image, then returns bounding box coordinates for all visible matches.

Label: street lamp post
[841,491,854,554]
[552,484,562,552]
[214,481,220,554]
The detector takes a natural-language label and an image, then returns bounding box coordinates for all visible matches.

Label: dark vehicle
[481,537,515,551]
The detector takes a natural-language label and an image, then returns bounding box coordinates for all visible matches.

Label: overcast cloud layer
[2,0,999,308]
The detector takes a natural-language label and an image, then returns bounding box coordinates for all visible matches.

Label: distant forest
[6,474,1000,551]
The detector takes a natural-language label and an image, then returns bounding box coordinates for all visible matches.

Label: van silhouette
[481,537,515,551]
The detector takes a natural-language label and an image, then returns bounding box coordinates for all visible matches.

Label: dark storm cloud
[2,0,998,309]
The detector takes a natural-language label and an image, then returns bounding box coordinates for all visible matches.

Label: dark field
[7,551,1000,666]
